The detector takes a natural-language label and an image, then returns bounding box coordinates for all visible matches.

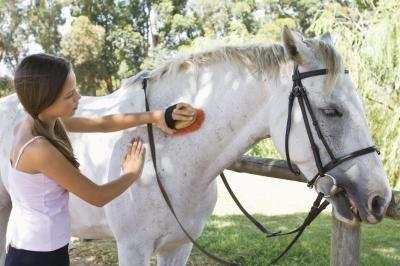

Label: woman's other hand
[122,138,145,176]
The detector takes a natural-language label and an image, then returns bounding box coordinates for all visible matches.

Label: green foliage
[246,139,283,159]
[26,0,66,54]
[256,17,297,44]
[0,0,29,70]
[111,25,144,78]
[61,16,105,95]
[0,75,14,97]
[308,0,400,187]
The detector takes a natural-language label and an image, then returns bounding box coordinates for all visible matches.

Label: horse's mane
[122,39,344,89]
[147,44,288,81]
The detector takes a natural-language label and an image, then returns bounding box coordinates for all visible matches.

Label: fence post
[331,213,360,266]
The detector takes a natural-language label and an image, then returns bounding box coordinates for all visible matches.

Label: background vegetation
[1,0,399,188]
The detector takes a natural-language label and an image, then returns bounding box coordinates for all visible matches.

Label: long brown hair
[14,53,80,168]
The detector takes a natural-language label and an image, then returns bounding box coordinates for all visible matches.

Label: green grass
[70,214,400,266]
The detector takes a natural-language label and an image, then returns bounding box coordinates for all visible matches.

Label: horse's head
[268,27,391,225]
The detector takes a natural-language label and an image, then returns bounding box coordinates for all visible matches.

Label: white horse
[0,27,392,265]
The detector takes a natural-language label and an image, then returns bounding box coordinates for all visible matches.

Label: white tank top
[7,136,70,251]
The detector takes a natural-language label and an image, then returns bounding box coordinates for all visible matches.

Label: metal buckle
[314,174,340,198]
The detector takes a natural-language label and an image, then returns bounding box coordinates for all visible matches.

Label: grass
[69,213,400,266]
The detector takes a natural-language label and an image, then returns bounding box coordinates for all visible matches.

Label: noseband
[285,65,379,188]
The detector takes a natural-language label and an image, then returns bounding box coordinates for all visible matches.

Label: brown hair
[14,53,80,168]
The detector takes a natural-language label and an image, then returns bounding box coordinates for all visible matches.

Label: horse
[0,27,392,265]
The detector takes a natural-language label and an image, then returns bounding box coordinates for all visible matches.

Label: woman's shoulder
[11,119,53,171]
[11,135,54,174]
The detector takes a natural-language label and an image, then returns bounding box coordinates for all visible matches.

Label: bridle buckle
[314,174,343,198]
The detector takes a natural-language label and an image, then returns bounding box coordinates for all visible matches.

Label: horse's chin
[330,194,362,226]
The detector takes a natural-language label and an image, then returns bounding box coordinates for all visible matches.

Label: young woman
[5,53,195,266]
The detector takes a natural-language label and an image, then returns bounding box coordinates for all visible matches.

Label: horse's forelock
[305,39,345,92]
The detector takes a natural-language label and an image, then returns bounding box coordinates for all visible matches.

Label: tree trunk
[330,214,360,266]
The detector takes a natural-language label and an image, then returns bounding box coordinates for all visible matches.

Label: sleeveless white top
[7,136,70,251]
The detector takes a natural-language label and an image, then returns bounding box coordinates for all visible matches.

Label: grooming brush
[165,104,205,135]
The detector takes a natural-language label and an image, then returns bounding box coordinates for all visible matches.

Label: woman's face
[41,70,81,118]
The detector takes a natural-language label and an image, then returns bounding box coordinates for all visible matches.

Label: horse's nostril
[370,195,386,217]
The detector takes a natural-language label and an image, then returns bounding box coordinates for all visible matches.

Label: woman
[5,53,195,266]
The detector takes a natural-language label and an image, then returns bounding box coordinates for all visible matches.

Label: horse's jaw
[329,194,362,226]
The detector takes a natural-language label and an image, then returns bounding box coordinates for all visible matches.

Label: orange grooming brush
[174,108,205,135]
[165,104,205,135]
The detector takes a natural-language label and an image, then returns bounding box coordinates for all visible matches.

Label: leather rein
[141,64,379,265]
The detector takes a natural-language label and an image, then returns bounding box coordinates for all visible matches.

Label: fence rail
[227,156,400,266]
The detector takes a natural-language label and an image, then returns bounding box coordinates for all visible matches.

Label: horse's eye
[321,108,343,117]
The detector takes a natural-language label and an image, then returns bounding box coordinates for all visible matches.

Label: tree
[0,75,13,97]
[61,16,105,95]
[25,0,66,54]
[0,0,29,71]
[69,0,190,92]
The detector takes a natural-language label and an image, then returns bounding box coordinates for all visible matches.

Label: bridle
[141,64,380,265]
[285,65,379,189]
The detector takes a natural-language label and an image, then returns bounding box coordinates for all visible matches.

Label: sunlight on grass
[373,247,400,259]
[208,219,234,228]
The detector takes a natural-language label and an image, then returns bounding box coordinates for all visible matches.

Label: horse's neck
[79,84,146,115]
[148,62,286,185]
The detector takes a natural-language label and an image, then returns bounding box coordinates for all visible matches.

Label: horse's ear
[320,32,333,45]
[281,26,308,64]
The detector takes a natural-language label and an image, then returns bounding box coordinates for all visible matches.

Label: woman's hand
[156,103,196,135]
[122,138,145,176]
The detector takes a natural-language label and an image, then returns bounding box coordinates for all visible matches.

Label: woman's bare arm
[61,111,163,133]
[61,103,195,134]
[28,138,144,207]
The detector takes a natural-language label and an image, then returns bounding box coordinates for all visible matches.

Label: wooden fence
[227,156,400,266]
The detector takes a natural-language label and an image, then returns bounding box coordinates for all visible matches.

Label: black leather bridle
[285,65,379,187]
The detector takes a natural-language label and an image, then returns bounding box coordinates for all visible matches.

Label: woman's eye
[321,108,343,117]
